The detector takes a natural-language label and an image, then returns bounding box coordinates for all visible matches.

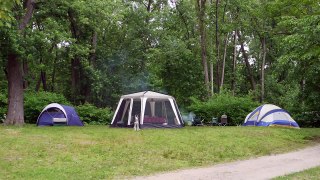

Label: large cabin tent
[243,104,299,128]
[37,103,83,126]
[111,91,184,128]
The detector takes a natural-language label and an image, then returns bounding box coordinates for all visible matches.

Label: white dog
[134,115,140,131]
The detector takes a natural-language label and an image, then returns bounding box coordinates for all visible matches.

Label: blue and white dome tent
[243,104,299,128]
[36,103,84,126]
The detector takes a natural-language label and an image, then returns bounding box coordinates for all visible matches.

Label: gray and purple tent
[36,103,84,126]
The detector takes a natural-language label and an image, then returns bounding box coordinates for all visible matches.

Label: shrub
[24,91,70,124]
[188,92,260,125]
[0,92,7,122]
[76,103,113,125]
[295,111,320,128]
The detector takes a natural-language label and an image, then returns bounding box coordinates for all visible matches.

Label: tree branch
[19,0,35,31]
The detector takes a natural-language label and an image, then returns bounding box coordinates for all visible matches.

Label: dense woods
[0,0,319,126]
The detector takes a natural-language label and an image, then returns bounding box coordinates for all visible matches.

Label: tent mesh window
[143,99,178,126]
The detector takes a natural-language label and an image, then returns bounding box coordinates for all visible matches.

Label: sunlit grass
[274,166,320,180]
[0,125,319,179]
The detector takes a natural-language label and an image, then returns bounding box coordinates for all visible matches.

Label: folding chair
[219,114,228,126]
[192,116,204,126]
[211,117,219,126]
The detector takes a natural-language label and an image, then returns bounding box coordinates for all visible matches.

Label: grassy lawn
[0,125,319,179]
[274,166,320,180]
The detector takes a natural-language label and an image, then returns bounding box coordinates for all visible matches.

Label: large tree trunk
[5,54,24,125]
[231,29,237,96]
[260,37,266,102]
[196,0,210,93]
[220,34,228,90]
[237,31,256,91]
[5,0,35,125]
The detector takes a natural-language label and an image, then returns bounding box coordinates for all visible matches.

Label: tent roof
[40,103,68,118]
[121,91,173,99]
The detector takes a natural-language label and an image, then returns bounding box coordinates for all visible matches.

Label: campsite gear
[243,104,299,128]
[134,115,140,131]
[211,117,218,126]
[37,103,83,126]
[110,91,184,128]
[220,114,228,126]
[191,116,204,126]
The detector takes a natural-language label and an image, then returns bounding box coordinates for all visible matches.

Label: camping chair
[192,116,204,126]
[219,114,228,126]
[211,117,219,126]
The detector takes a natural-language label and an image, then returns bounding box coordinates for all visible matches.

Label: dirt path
[132,145,320,180]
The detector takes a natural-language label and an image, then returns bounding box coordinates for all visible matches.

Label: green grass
[0,125,319,179]
[274,166,320,180]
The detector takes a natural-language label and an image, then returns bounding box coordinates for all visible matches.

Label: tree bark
[5,54,24,125]
[68,9,82,103]
[35,75,41,92]
[260,37,266,102]
[237,31,256,91]
[90,31,98,67]
[196,0,210,94]
[231,29,237,96]
[215,0,220,92]
[51,46,58,92]
[5,0,35,125]
[220,34,228,90]
[22,59,29,89]
[41,71,47,91]
[71,57,81,102]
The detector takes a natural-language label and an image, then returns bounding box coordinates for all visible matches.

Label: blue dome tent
[243,104,299,128]
[37,103,83,126]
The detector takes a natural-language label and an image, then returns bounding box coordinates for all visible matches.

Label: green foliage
[0,92,6,122]
[189,92,260,125]
[76,103,113,125]
[24,91,70,124]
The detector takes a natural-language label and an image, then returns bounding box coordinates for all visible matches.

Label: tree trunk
[5,54,24,125]
[220,34,228,90]
[35,75,41,92]
[68,9,82,103]
[210,61,214,95]
[237,31,256,91]
[41,71,47,91]
[51,47,57,92]
[22,59,29,89]
[5,0,35,125]
[196,0,210,93]
[215,0,220,92]
[260,37,266,103]
[90,31,97,67]
[231,30,237,96]
[71,57,81,103]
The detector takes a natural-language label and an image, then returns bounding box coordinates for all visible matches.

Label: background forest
[0,0,319,127]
